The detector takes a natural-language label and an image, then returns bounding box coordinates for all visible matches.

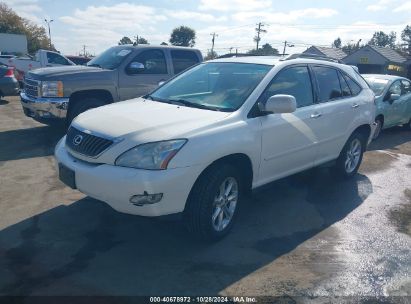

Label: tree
[0,3,51,54]
[118,36,133,45]
[332,37,342,48]
[204,50,218,60]
[160,42,168,45]
[401,25,411,55]
[169,26,196,47]
[135,36,148,45]
[247,43,279,56]
[368,31,396,48]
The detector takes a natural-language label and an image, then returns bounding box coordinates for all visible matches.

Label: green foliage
[401,25,411,54]
[169,26,196,47]
[118,36,133,45]
[247,43,279,56]
[332,38,342,48]
[368,31,397,48]
[135,37,148,45]
[204,50,218,60]
[0,3,51,54]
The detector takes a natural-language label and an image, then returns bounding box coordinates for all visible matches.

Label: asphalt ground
[0,96,410,302]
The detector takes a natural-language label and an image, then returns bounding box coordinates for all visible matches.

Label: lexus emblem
[73,135,83,146]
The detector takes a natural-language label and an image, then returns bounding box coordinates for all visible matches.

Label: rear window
[312,66,342,102]
[171,50,200,74]
[343,73,362,95]
[363,77,389,96]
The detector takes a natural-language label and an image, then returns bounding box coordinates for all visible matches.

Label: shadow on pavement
[0,169,372,296]
[0,126,65,162]
[368,127,411,154]
[0,99,9,105]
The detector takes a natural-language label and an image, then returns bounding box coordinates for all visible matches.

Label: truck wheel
[184,164,242,241]
[66,98,106,128]
[334,132,365,179]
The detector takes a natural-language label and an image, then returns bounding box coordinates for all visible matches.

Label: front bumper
[0,77,19,96]
[20,92,69,120]
[55,138,203,217]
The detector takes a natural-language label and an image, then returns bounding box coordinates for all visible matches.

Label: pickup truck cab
[20,45,203,126]
[55,56,376,241]
[0,49,74,83]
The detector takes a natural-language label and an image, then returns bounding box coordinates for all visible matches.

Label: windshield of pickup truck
[87,47,132,69]
[148,62,272,111]
[363,77,389,96]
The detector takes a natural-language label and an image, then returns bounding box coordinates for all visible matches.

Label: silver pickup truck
[20,45,203,126]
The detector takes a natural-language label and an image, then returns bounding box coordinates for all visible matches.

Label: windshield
[364,77,390,96]
[148,62,272,111]
[87,47,132,69]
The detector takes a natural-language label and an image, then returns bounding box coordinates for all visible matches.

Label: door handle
[310,113,322,118]
[352,103,359,108]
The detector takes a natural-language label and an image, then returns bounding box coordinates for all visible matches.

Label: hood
[71,98,231,143]
[26,65,112,81]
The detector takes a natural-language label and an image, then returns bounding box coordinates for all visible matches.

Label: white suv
[55,56,376,240]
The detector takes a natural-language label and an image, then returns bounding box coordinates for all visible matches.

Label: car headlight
[41,81,63,97]
[115,139,187,170]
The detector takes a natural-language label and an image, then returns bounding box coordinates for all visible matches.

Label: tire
[334,132,365,178]
[66,98,107,129]
[184,164,243,241]
[373,117,383,140]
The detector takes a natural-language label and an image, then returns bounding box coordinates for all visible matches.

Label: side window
[343,74,362,96]
[338,71,351,97]
[389,80,402,95]
[401,80,411,95]
[47,52,70,65]
[171,50,200,74]
[259,66,314,108]
[312,66,342,102]
[131,50,167,74]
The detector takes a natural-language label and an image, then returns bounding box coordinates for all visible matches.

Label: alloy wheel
[345,138,362,173]
[211,177,238,232]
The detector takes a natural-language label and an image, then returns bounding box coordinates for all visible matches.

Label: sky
[3,0,411,56]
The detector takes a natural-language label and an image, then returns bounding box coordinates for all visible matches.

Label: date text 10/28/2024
[150,296,257,303]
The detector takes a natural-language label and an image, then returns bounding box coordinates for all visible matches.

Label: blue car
[363,74,411,139]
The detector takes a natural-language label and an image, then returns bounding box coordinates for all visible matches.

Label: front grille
[24,78,39,98]
[66,127,113,158]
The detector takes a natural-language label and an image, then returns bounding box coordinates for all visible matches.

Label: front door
[383,80,403,127]
[258,65,320,184]
[119,49,171,101]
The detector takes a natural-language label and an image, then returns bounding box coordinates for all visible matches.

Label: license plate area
[58,163,76,189]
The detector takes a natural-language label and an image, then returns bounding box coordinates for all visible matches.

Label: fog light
[130,192,163,206]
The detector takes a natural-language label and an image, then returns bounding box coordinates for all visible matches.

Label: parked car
[55,56,376,240]
[66,55,92,66]
[363,74,411,139]
[0,49,74,84]
[20,45,203,126]
[0,64,19,97]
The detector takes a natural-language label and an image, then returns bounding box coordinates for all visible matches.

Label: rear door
[119,49,171,100]
[258,65,321,183]
[170,50,201,75]
[310,66,364,164]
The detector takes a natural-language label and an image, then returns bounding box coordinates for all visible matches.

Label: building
[343,45,407,76]
[303,46,347,61]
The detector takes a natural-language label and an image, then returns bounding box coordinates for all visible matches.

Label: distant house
[343,45,407,76]
[303,46,347,61]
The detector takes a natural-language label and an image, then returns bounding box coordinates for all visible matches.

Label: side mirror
[259,94,297,114]
[390,93,400,101]
[127,62,145,74]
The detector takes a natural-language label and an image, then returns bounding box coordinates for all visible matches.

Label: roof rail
[282,53,343,63]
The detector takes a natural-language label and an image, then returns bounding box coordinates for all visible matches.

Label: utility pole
[44,18,54,49]
[82,45,87,57]
[210,32,218,55]
[254,22,266,50]
[282,41,295,56]
[229,47,233,54]
[134,35,139,46]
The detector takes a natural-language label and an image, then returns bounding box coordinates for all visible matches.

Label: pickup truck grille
[24,78,40,98]
[66,127,113,158]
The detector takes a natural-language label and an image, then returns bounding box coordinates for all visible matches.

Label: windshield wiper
[168,99,221,111]
[87,63,102,68]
